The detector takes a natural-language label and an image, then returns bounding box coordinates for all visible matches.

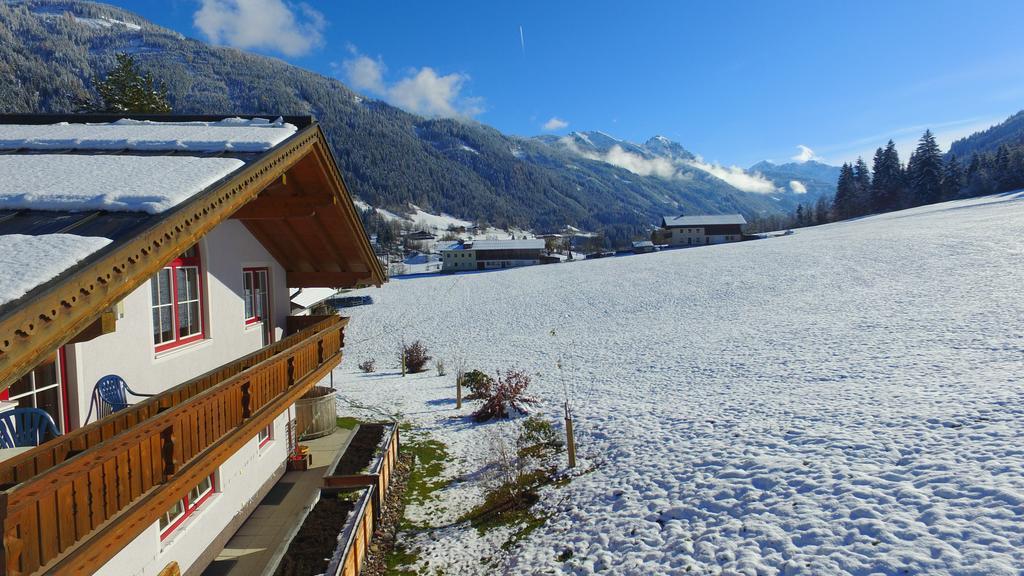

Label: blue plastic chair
[0,408,60,448]
[85,375,154,424]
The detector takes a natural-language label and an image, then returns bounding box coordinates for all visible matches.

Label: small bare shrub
[472,369,537,422]
[401,340,431,373]
[435,359,446,377]
[462,370,494,400]
[358,358,376,373]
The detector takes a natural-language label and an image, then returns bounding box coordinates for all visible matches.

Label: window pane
[34,361,58,388]
[186,268,199,300]
[158,305,173,344]
[9,372,32,398]
[156,270,171,305]
[178,303,189,338]
[35,386,60,429]
[176,268,187,303]
[189,302,201,335]
[243,272,253,318]
[161,499,185,530]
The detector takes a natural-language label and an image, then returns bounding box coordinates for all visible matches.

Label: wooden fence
[323,424,400,521]
[0,315,346,575]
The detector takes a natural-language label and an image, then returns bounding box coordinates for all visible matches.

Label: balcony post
[317,339,324,365]
[241,381,252,419]
[160,425,178,479]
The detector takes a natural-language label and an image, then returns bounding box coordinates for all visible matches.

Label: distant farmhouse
[632,240,658,254]
[659,214,747,246]
[405,230,436,241]
[442,239,545,272]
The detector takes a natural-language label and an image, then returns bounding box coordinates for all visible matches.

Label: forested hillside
[0,0,802,246]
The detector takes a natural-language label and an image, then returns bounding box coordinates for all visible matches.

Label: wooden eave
[0,122,384,392]
[231,132,386,290]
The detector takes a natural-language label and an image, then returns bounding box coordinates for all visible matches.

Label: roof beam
[287,271,371,288]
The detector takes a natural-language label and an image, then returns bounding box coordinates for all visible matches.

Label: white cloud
[389,68,483,118]
[194,0,325,57]
[791,144,821,163]
[341,54,386,94]
[559,136,776,193]
[789,180,807,194]
[543,117,569,131]
[685,158,778,194]
[560,138,678,179]
[338,49,483,118]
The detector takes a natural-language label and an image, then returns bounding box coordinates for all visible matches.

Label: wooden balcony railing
[0,314,347,576]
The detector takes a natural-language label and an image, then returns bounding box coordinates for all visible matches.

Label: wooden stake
[564,401,577,468]
[401,351,406,377]
[456,370,463,409]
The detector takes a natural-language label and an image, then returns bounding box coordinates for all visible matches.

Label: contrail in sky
[519,25,525,55]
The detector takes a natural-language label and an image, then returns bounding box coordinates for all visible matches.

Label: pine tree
[964,152,992,197]
[82,53,172,113]
[993,144,1013,191]
[833,163,856,220]
[871,140,904,212]
[940,154,963,200]
[795,204,806,226]
[907,130,943,206]
[814,194,830,224]
[852,157,871,215]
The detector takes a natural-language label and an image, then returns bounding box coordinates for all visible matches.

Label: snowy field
[334,192,1024,575]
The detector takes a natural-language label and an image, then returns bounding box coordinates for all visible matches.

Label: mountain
[948,112,1024,158]
[748,159,841,197]
[0,0,797,245]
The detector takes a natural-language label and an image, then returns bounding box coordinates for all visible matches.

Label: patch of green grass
[385,542,420,575]
[403,435,451,510]
[385,427,452,575]
[336,416,361,429]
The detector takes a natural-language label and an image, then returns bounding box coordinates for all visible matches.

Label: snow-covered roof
[468,239,545,251]
[0,117,297,153]
[632,240,654,247]
[290,287,340,309]
[0,234,112,307]
[0,154,245,214]
[661,214,747,227]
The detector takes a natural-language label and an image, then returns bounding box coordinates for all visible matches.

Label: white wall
[95,409,291,576]
[65,220,290,427]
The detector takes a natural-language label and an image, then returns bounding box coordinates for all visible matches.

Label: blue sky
[126,1,1024,167]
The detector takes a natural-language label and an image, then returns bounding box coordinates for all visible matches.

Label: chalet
[405,230,436,241]
[659,214,747,246]
[631,240,658,254]
[0,114,385,576]
[441,239,545,272]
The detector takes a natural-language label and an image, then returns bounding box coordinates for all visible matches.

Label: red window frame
[242,267,270,326]
[159,474,216,540]
[257,422,273,448]
[0,347,71,433]
[152,246,206,353]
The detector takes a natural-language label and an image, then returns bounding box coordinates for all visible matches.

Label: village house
[659,214,747,246]
[0,114,385,576]
[441,239,545,272]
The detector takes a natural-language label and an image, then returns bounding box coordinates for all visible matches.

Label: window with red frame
[242,268,270,325]
[152,246,205,352]
[257,422,273,448]
[159,474,215,540]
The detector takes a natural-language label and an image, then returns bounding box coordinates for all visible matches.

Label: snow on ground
[0,155,244,213]
[0,234,112,306]
[0,117,296,153]
[335,192,1024,575]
